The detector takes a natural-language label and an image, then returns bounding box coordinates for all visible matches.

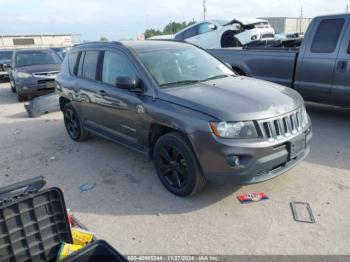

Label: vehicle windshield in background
[0,51,13,60]
[138,47,235,87]
[15,50,62,67]
[51,47,69,59]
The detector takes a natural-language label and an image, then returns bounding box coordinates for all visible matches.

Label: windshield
[0,51,13,60]
[15,50,62,67]
[137,47,235,88]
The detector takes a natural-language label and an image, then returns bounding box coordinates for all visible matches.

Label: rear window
[82,51,99,80]
[183,26,198,39]
[311,19,344,53]
[174,32,184,41]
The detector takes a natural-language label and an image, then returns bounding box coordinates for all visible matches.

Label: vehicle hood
[16,64,61,74]
[0,59,11,64]
[158,76,304,121]
[225,18,268,26]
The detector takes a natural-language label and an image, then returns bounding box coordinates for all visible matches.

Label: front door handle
[98,90,107,96]
[336,61,347,72]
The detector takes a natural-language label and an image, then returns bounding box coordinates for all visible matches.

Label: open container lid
[0,177,72,262]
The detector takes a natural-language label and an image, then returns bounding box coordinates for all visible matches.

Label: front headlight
[16,72,32,79]
[210,121,258,138]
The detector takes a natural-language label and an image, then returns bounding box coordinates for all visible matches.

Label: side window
[198,23,214,34]
[102,51,135,86]
[82,51,99,80]
[183,26,198,39]
[68,52,79,75]
[311,19,345,53]
[174,32,184,41]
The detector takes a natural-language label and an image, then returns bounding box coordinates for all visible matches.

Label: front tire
[10,79,16,93]
[17,94,25,102]
[63,103,88,142]
[153,132,206,196]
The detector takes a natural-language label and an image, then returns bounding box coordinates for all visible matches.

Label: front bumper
[189,126,312,185]
[0,71,9,78]
[16,78,56,97]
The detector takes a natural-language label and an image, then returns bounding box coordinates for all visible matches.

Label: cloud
[0,0,349,40]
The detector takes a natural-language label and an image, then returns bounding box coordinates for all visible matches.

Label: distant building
[258,17,312,34]
[0,34,76,49]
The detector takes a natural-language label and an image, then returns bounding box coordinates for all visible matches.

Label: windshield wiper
[200,74,229,82]
[160,80,200,87]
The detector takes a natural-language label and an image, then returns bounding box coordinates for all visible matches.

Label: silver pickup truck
[209,14,350,107]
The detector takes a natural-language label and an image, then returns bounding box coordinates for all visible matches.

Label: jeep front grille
[260,107,308,141]
[32,71,59,78]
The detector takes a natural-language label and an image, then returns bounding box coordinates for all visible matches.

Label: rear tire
[63,103,88,142]
[153,132,206,196]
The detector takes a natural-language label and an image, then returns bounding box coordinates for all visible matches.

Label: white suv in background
[173,18,275,48]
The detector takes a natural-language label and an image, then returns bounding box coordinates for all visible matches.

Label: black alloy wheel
[63,103,87,142]
[153,132,206,196]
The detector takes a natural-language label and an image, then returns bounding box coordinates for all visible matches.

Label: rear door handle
[336,61,347,72]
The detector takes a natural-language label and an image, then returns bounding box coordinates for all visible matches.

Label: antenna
[203,0,207,20]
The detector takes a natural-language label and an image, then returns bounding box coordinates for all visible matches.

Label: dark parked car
[56,41,312,196]
[0,49,13,81]
[8,48,62,101]
[209,14,350,107]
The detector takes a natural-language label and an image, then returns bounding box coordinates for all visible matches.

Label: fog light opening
[230,155,241,167]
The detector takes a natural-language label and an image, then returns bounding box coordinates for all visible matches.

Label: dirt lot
[0,82,349,255]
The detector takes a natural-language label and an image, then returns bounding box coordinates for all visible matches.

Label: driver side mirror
[116,76,144,93]
[208,24,217,30]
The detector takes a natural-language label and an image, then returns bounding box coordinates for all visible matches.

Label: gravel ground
[0,82,349,255]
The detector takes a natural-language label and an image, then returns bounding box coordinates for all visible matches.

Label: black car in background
[8,48,62,101]
[0,50,13,82]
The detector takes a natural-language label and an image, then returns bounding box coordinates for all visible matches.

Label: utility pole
[346,3,349,13]
[203,0,207,20]
[299,6,303,34]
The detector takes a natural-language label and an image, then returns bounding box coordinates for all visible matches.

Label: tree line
[144,21,196,38]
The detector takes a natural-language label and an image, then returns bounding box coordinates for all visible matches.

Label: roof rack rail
[73,41,122,47]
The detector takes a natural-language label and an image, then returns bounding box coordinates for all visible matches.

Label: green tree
[144,21,196,38]
[100,37,108,41]
[144,29,163,39]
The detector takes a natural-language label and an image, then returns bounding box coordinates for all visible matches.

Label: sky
[0,0,349,41]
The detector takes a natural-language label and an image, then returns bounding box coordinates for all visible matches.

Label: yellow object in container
[57,242,83,261]
[71,227,94,246]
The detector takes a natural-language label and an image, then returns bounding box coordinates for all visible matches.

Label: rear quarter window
[68,52,79,75]
[311,18,345,53]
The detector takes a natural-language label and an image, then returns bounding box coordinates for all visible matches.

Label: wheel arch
[59,96,71,111]
[148,124,198,162]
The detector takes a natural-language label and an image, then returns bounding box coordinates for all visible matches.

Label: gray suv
[56,41,312,196]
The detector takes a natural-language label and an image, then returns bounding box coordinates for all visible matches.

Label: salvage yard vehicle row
[209,13,350,107]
